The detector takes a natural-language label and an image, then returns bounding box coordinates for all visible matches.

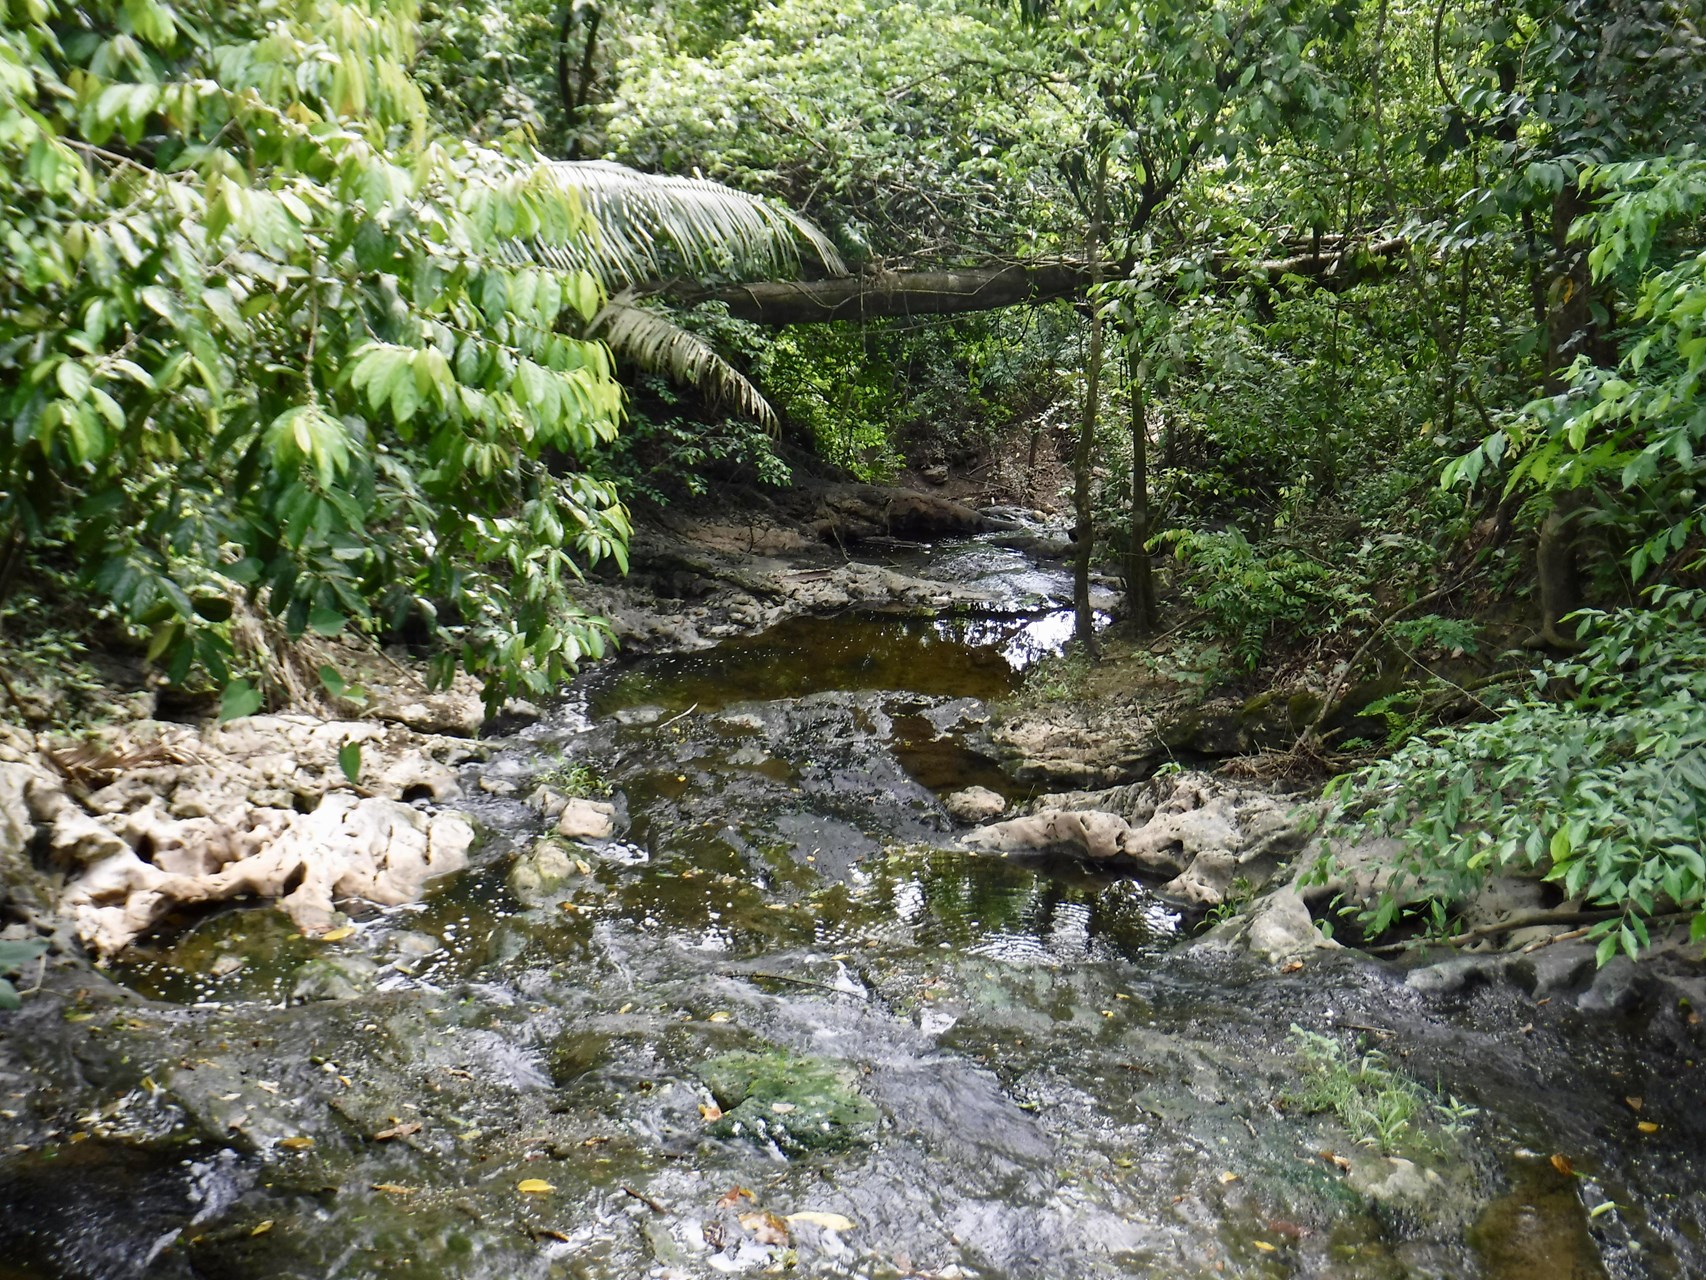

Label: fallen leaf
[277,1136,314,1151]
[739,1210,791,1246]
[1219,1171,1240,1185]
[1637,1121,1660,1134]
[1100,1010,1115,1018]
[618,1003,633,1015]
[786,1211,855,1232]
[699,1102,723,1122]
[517,1178,556,1194]
[574,859,591,875]
[1625,1096,1644,1113]
[373,1122,421,1141]
[531,1228,571,1242]
[251,1221,274,1236]
[718,1186,755,1208]
[1588,1201,1619,1220]
[707,1011,733,1023]
[582,1135,610,1147]
[1280,960,1305,974]
[319,926,355,943]
[254,1081,280,1095]
[372,1183,416,1195]
[1252,1240,1277,1252]
[1318,1150,1351,1171]
[1550,1153,1575,1176]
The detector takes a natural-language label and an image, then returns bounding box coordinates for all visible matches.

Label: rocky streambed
[0,518,1702,1280]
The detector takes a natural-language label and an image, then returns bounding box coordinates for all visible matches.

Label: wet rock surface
[0,527,1702,1280]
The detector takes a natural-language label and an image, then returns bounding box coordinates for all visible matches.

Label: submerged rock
[699,1050,878,1153]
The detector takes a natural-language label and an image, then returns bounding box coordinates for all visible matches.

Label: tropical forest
[0,0,1704,1276]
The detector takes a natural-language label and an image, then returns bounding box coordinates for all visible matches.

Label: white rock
[556,798,616,841]
[944,786,1006,824]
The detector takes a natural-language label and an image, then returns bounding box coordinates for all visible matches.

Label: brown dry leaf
[319,926,356,943]
[1279,960,1305,974]
[372,1183,416,1195]
[1637,1121,1660,1134]
[582,1135,611,1147]
[517,1178,556,1194]
[717,1186,755,1209]
[251,1221,274,1236]
[786,1211,855,1232]
[1318,1151,1351,1171]
[373,1122,422,1141]
[531,1228,571,1243]
[1625,1096,1644,1113]
[277,1136,314,1151]
[1550,1153,1575,1176]
[699,1102,723,1122]
[739,1210,791,1246]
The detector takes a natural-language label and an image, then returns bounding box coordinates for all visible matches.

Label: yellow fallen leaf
[517,1178,555,1194]
[1100,1010,1115,1018]
[1637,1121,1660,1134]
[372,1183,415,1195]
[1625,1096,1644,1113]
[618,1003,634,1015]
[699,1102,723,1122]
[319,926,356,943]
[277,1136,314,1151]
[251,1221,274,1236]
[786,1211,855,1232]
[708,1011,733,1023]
[574,859,591,875]
[1219,1171,1240,1184]
[1253,1240,1277,1252]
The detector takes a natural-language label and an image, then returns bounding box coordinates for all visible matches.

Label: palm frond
[527,160,846,287]
[593,295,779,430]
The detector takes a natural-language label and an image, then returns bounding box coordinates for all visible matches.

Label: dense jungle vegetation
[2,0,1704,958]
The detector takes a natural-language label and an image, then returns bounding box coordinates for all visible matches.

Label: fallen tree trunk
[659,238,1409,325]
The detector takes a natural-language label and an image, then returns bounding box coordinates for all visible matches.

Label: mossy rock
[698,1050,877,1153]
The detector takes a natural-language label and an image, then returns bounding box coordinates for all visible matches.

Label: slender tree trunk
[1124,340,1157,634]
[1536,183,1612,646]
[1073,159,1107,656]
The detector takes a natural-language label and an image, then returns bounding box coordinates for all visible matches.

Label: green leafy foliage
[1323,591,1706,958]
[1160,527,1373,672]
[0,0,632,709]
[1286,1026,1478,1154]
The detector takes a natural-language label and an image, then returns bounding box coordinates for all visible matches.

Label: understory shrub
[1320,589,1706,961]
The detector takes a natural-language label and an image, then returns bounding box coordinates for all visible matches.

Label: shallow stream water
[2,535,1702,1280]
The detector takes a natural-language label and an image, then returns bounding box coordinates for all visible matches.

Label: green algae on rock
[699,1050,878,1153]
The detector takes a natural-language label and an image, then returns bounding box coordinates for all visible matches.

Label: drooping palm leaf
[528,160,846,287]
[593,294,778,429]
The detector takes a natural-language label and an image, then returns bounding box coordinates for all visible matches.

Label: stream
[1,533,1702,1280]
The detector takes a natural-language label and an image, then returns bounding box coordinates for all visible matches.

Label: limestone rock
[1242,888,1340,964]
[943,786,1006,824]
[965,773,1310,909]
[62,795,474,957]
[508,840,583,905]
[1348,1155,1443,1209]
[556,798,616,842]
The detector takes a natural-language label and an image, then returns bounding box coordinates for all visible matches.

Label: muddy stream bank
[0,528,1701,1280]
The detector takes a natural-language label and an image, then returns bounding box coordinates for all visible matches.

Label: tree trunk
[1073,160,1108,657]
[1124,342,1157,634]
[658,239,1409,326]
[1535,184,1614,647]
